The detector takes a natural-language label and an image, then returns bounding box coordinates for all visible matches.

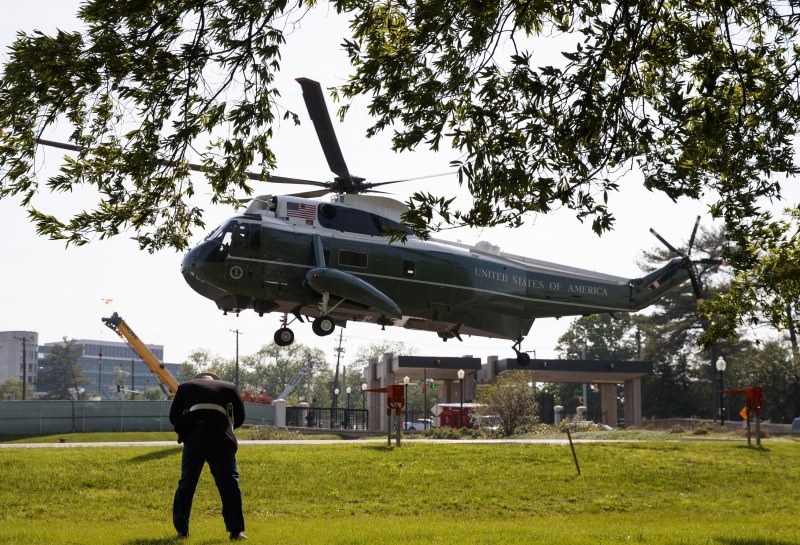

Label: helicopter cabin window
[231,222,261,251]
[403,260,416,278]
[338,250,368,268]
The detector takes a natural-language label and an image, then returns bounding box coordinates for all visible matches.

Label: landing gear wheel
[516,352,531,367]
[274,327,295,347]
[312,315,335,337]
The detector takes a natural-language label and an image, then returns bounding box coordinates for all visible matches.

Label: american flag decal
[286,201,317,221]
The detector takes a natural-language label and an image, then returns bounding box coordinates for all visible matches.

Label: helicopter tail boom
[629,257,691,310]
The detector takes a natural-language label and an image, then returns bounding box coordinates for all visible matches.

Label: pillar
[624,378,643,428]
[599,384,618,427]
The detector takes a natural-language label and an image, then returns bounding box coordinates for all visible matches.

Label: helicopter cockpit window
[204,221,237,262]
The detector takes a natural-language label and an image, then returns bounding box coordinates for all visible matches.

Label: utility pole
[131,358,135,399]
[13,336,33,400]
[230,329,242,389]
[332,329,345,412]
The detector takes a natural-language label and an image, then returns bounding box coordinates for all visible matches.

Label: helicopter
[180,78,722,365]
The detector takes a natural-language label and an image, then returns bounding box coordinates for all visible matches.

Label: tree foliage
[2,1,800,340]
[473,370,537,436]
[0,377,33,400]
[37,338,89,399]
[553,227,800,423]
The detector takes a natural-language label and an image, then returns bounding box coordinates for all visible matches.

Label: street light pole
[361,383,367,410]
[457,369,465,429]
[716,356,727,426]
[230,329,242,389]
[334,387,339,428]
[403,376,409,429]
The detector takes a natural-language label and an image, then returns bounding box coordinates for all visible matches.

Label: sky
[0,2,725,371]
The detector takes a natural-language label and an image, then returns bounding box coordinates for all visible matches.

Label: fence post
[273,399,286,428]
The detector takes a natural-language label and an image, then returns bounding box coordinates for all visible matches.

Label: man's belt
[189,403,234,430]
[189,403,228,416]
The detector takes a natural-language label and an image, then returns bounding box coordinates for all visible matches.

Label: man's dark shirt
[169,379,246,449]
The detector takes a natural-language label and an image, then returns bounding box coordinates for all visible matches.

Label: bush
[247,426,304,440]
[419,427,500,439]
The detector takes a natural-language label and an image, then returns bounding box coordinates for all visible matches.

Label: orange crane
[102,312,180,395]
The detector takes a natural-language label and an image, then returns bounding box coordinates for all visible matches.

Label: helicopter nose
[181,246,199,274]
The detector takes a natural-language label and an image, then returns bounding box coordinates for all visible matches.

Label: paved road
[0,437,627,448]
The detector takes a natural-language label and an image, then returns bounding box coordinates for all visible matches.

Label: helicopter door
[417,251,454,316]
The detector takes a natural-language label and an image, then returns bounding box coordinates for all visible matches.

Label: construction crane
[278,356,313,400]
[102,312,180,396]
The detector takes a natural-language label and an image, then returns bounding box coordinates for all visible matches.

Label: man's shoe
[177,531,189,539]
[229,532,248,540]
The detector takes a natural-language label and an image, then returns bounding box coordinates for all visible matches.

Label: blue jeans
[172,423,244,535]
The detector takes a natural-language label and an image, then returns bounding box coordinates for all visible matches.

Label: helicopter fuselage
[181,194,691,346]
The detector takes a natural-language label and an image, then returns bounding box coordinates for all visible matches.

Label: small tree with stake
[474,371,538,436]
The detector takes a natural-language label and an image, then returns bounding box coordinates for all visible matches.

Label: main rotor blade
[288,188,333,199]
[296,77,351,181]
[649,227,682,256]
[36,138,330,188]
[243,172,328,187]
[368,171,457,189]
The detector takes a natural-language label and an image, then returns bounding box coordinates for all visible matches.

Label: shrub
[247,426,304,440]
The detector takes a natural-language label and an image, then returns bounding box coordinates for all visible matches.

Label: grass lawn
[0,436,798,544]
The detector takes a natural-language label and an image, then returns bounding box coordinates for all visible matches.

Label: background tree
[551,313,638,418]
[636,225,742,419]
[0,377,33,400]
[37,338,88,400]
[473,370,538,436]
[2,1,799,343]
[733,340,799,424]
[243,343,326,404]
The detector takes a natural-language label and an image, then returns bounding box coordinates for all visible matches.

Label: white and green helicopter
[181,78,722,365]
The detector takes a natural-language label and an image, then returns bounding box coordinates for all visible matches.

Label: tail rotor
[649,216,725,300]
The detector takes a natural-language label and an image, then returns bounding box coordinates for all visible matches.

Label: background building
[0,331,39,395]
[38,338,182,400]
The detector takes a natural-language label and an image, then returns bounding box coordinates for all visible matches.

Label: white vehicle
[403,419,433,432]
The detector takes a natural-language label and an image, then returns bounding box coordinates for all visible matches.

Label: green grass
[1,437,798,544]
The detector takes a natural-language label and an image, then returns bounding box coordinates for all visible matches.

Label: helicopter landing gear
[273,313,300,347]
[512,339,531,367]
[312,315,335,336]
[274,327,294,347]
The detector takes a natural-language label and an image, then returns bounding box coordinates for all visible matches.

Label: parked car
[403,419,433,432]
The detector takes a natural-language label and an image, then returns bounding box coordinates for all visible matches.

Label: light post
[457,369,465,429]
[334,388,339,428]
[403,376,410,429]
[98,351,103,401]
[361,382,367,410]
[716,356,727,426]
[346,386,351,429]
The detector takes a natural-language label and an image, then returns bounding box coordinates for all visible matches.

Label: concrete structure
[363,353,651,430]
[0,331,39,394]
[481,357,651,427]
[363,354,481,432]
